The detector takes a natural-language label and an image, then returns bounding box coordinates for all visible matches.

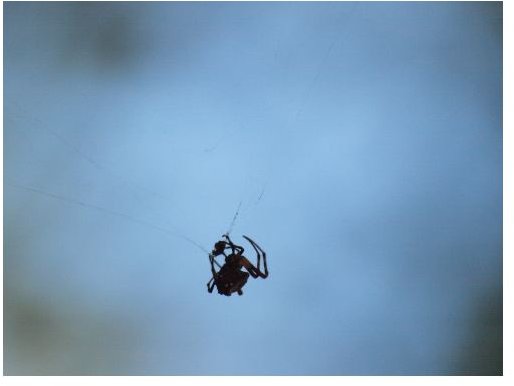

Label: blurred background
[3,1,502,375]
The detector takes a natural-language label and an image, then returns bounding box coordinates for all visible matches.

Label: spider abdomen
[215,267,249,296]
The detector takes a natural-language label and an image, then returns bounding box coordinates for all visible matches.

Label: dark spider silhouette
[207,234,268,296]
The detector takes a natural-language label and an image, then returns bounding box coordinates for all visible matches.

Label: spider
[207,234,268,296]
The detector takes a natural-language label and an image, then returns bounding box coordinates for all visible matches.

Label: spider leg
[223,234,244,255]
[209,252,223,269]
[242,235,269,279]
[239,256,261,279]
[207,254,220,293]
[207,276,216,293]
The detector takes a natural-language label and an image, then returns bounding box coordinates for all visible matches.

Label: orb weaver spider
[207,234,268,296]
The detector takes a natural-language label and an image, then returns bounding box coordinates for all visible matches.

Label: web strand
[6,181,210,256]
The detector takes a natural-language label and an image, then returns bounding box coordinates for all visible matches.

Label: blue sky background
[4,1,502,375]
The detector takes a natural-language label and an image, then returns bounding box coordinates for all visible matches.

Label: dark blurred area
[449,287,502,375]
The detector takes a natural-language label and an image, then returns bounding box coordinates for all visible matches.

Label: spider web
[5,103,266,265]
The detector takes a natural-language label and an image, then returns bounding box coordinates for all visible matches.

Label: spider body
[215,261,250,296]
[207,235,268,296]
